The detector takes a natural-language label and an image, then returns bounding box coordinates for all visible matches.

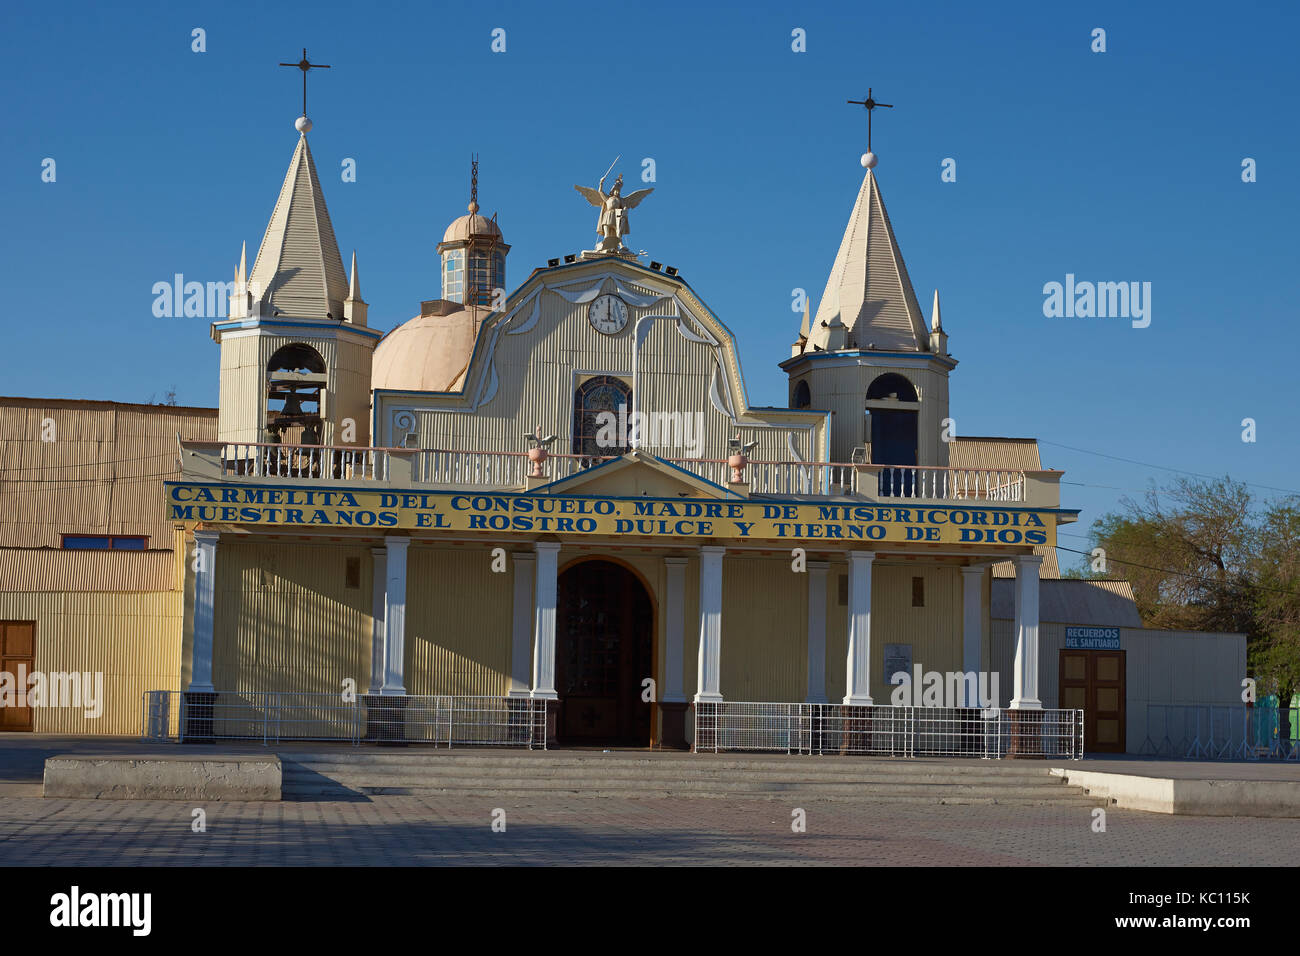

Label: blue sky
[2,0,1297,559]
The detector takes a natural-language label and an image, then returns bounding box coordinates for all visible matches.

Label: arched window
[866,373,918,402]
[573,376,632,460]
[266,343,326,444]
[792,380,811,409]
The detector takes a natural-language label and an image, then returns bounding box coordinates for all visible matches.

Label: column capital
[698,545,726,557]
[534,541,562,555]
[1015,553,1044,568]
[847,550,875,564]
[663,556,690,567]
[384,535,410,551]
[960,565,985,578]
[807,560,829,572]
[194,530,220,546]
[513,551,536,564]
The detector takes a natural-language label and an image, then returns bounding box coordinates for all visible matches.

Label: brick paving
[0,791,1297,866]
[1,736,1297,865]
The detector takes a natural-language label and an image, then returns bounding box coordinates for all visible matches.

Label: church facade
[160,111,1093,754]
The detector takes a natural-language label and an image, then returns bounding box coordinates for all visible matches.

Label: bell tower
[781,96,956,468]
[214,87,380,448]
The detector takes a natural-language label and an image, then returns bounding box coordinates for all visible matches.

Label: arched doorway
[555,559,654,746]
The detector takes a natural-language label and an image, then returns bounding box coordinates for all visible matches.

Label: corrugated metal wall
[217,330,373,447]
[990,620,1247,752]
[376,268,827,466]
[867,564,963,702]
[0,591,182,735]
[405,544,512,697]
[0,398,216,549]
[720,554,807,701]
[212,539,370,693]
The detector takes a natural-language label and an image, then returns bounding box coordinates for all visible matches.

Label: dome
[372,307,482,393]
[441,202,503,245]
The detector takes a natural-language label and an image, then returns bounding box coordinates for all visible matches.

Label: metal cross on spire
[847,87,894,153]
[279,48,331,118]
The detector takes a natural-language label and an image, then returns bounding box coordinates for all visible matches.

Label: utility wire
[1040,439,1300,497]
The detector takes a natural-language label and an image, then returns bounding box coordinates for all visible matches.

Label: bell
[280,392,303,418]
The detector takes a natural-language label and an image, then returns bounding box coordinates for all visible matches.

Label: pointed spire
[247,129,349,321]
[344,249,368,326]
[928,288,948,355]
[804,169,927,354]
[238,241,247,285]
[799,296,810,338]
[348,250,361,300]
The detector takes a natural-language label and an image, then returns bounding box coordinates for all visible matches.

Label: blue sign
[1065,626,1121,650]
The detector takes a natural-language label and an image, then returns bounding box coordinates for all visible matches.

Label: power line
[1053,543,1300,599]
[1040,439,1300,497]
[0,449,181,477]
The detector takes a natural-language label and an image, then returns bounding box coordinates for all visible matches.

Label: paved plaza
[0,737,1296,865]
[4,788,1300,866]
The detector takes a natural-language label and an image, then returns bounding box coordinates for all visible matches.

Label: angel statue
[574,162,654,254]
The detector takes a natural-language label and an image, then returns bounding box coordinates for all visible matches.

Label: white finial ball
[861,151,878,169]
[295,115,313,133]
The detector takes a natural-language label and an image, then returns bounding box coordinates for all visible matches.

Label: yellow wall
[405,544,513,696]
[720,554,807,701]
[0,591,182,735]
[212,539,370,693]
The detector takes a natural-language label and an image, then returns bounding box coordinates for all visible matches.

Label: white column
[188,530,219,692]
[1011,554,1043,709]
[961,566,985,707]
[380,536,409,695]
[663,557,688,703]
[694,546,725,703]
[508,553,535,697]
[806,560,829,703]
[843,550,874,705]
[368,546,387,694]
[531,542,561,700]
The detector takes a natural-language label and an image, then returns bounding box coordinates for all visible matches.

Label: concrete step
[285,777,1086,799]
[276,750,1092,804]
[286,783,1095,805]
[278,752,1057,777]
[280,765,1066,788]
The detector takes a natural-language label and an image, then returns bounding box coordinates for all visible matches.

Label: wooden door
[555,561,653,746]
[0,622,36,732]
[1059,649,1125,753]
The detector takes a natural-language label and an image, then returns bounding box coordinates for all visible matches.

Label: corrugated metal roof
[0,397,217,549]
[992,545,1060,580]
[804,170,928,353]
[247,132,349,321]
[949,437,1043,471]
[991,578,1142,626]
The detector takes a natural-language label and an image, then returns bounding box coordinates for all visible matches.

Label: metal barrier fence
[142,691,548,748]
[693,702,1084,759]
[1140,704,1300,761]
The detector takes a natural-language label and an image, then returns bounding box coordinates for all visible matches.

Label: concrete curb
[1051,768,1300,818]
[43,755,282,801]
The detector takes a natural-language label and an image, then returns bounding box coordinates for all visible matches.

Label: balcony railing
[178,440,1058,506]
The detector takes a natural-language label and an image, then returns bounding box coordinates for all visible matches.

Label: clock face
[588,294,629,335]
